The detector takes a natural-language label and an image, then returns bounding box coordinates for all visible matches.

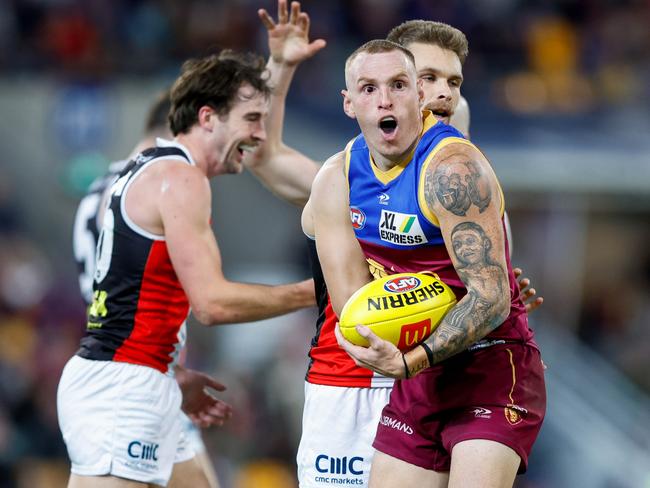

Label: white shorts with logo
[57,355,191,486]
[297,382,392,488]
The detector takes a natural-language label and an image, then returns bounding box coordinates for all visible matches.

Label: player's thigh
[368,451,448,488]
[448,439,519,488]
[167,457,212,488]
[68,474,148,488]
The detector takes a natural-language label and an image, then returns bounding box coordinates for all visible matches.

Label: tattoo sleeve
[411,220,510,375]
[425,159,492,217]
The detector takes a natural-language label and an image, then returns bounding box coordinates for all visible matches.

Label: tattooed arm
[335,142,511,378]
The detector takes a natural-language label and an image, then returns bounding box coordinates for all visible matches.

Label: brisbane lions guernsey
[305,236,394,388]
[346,112,535,347]
[77,140,192,374]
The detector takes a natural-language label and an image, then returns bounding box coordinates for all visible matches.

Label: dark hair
[386,20,469,64]
[144,89,171,133]
[345,39,416,75]
[169,50,270,135]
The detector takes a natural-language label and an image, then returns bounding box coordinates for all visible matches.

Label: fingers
[518,278,530,291]
[204,376,227,392]
[278,0,289,23]
[525,296,544,314]
[308,39,327,56]
[520,286,535,301]
[298,11,309,35]
[289,1,300,25]
[355,324,384,349]
[513,267,522,279]
[258,9,275,30]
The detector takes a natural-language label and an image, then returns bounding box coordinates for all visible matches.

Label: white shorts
[57,356,184,486]
[178,411,206,457]
[297,382,392,488]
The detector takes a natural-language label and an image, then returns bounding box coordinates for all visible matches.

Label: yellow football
[339,272,457,351]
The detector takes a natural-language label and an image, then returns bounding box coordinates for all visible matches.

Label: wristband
[420,342,434,368]
[401,353,410,379]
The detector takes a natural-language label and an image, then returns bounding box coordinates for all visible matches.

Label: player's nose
[252,121,266,143]
[378,86,393,109]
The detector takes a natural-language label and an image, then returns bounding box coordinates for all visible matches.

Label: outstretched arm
[245,0,325,207]
[161,162,314,325]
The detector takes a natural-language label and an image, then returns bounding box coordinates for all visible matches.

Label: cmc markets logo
[383,275,421,293]
[315,454,364,475]
[350,207,366,230]
[128,441,159,461]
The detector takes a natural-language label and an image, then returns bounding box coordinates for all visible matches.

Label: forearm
[263,58,297,151]
[404,289,509,376]
[196,280,314,325]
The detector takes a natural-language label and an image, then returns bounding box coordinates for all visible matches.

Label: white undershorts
[296,382,392,488]
[57,355,187,486]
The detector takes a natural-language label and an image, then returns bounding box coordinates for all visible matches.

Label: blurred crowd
[0,0,649,116]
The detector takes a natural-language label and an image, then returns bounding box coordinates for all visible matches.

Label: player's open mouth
[430,109,450,121]
[236,142,257,157]
[379,116,398,136]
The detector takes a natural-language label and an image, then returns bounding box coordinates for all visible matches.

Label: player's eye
[363,85,375,94]
[420,75,435,82]
[393,80,406,90]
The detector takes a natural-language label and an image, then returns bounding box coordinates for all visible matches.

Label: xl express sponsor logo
[379,210,427,245]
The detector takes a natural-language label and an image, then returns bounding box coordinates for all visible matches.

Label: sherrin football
[339,273,456,351]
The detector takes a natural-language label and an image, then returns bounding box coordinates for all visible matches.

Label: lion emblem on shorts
[504,406,523,425]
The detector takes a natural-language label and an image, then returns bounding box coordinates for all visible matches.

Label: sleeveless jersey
[346,112,535,346]
[77,140,193,374]
[73,159,128,304]
[305,236,394,388]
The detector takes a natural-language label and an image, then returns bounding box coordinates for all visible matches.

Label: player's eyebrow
[418,66,464,83]
[357,71,410,86]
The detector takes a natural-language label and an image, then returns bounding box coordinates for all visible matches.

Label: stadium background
[0,0,649,486]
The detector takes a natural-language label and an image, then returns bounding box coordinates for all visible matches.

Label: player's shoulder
[307,151,347,211]
[430,137,491,172]
[311,151,345,192]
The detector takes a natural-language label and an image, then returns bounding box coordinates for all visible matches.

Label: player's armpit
[311,152,372,316]
[408,143,511,373]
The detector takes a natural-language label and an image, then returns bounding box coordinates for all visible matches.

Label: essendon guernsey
[77,143,192,374]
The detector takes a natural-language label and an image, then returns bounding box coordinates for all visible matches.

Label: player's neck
[369,134,421,172]
[174,133,210,177]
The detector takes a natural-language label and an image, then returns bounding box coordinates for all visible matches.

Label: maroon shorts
[373,342,546,473]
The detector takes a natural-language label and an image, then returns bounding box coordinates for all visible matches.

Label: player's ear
[417,78,424,104]
[198,105,215,131]
[342,90,356,119]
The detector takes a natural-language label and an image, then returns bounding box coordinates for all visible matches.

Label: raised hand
[175,366,233,428]
[513,267,544,314]
[258,0,326,66]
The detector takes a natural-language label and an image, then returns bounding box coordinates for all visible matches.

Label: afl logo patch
[350,207,366,230]
[383,276,421,293]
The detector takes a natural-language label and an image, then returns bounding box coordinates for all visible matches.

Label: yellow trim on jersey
[417,138,506,227]
[343,138,355,194]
